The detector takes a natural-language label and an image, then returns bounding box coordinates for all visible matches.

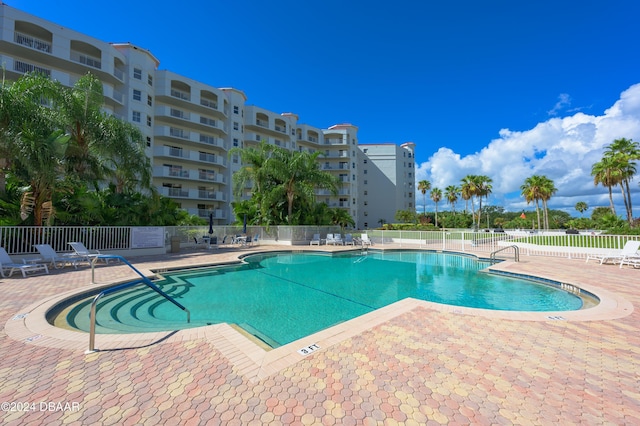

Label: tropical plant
[575,201,588,217]
[417,180,431,215]
[591,155,619,216]
[445,185,459,214]
[603,138,639,225]
[520,175,555,230]
[268,147,339,224]
[430,187,442,228]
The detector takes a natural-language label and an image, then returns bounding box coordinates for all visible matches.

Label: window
[409,192,412,198]
[364,190,368,196]
[233,138,239,147]
[233,122,239,131]
[364,222,368,228]
[352,198,356,205]
[363,159,367,164]
[364,180,368,185]
[363,148,368,153]
[148,74,153,86]
[364,201,368,206]
[132,111,141,122]
[133,68,142,80]
[364,169,368,174]
[146,136,151,147]
[133,89,141,101]
[233,106,239,114]
[147,95,152,106]
[364,212,368,217]
[408,172,412,178]
[352,174,356,180]
[147,115,152,126]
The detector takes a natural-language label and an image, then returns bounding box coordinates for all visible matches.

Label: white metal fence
[365,230,640,260]
[1,226,637,260]
[0,226,132,255]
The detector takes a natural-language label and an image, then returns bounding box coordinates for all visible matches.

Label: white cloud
[547,93,571,116]
[415,83,640,217]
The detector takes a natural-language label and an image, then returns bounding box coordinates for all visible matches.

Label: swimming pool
[59,251,586,347]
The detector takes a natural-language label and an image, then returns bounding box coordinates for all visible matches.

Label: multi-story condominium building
[357,142,416,228]
[0,3,413,229]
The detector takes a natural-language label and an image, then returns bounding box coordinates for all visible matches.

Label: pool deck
[1,244,639,425]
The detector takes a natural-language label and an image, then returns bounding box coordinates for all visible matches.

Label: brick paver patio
[1,245,638,425]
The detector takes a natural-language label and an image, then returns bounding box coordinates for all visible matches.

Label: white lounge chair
[326,233,343,245]
[360,234,373,246]
[344,234,355,245]
[585,241,640,265]
[34,244,81,269]
[0,247,49,278]
[68,242,110,264]
[310,234,322,246]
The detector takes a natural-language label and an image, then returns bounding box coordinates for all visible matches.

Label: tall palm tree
[460,176,474,216]
[521,175,544,230]
[604,138,639,224]
[430,187,442,228]
[538,176,557,229]
[591,156,619,215]
[417,180,431,215]
[468,175,492,229]
[445,185,459,214]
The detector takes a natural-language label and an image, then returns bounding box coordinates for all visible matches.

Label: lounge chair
[585,241,640,265]
[34,244,81,269]
[344,234,355,245]
[248,234,260,246]
[360,234,373,246]
[0,247,49,278]
[327,233,343,245]
[68,242,110,264]
[310,234,322,246]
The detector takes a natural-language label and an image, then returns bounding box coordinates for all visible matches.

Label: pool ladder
[86,255,190,353]
[490,245,520,262]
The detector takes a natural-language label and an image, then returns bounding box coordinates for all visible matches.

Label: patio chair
[344,234,355,245]
[68,242,110,264]
[325,234,335,245]
[0,247,49,278]
[328,233,343,245]
[310,233,322,246]
[585,240,640,265]
[34,244,81,269]
[360,234,373,246]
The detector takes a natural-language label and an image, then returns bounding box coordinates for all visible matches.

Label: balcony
[70,51,101,69]
[196,190,226,201]
[153,146,228,167]
[14,31,52,53]
[186,208,227,219]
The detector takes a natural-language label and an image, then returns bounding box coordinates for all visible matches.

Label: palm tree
[430,187,442,228]
[269,147,339,224]
[521,175,544,230]
[445,185,459,214]
[460,176,474,216]
[591,156,619,215]
[329,207,355,232]
[604,138,639,224]
[538,176,557,229]
[229,140,276,222]
[575,201,588,217]
[474,175,493,229]
[417,180,431,215]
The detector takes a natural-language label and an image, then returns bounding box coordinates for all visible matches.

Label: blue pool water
[64,251,584,347]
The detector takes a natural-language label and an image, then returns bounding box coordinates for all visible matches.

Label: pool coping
[4,247,634,382]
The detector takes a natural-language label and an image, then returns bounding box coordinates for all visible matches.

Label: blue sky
[9,0,640,217]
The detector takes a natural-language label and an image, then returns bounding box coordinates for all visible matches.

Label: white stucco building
[0,3,415,229]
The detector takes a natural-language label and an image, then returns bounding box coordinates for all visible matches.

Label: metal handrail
[490,245,520,262]
[86,255,190,353]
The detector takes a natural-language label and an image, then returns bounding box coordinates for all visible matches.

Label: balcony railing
[14,31,52,53]
[171,89,190,101]
[70,51,101,69]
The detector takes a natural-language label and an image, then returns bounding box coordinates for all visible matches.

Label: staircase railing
[86,255,190,353]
